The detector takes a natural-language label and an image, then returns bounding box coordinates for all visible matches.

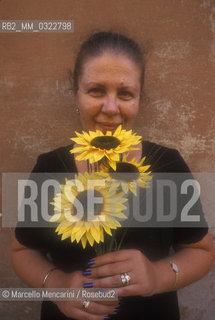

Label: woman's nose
[102,95,120,115]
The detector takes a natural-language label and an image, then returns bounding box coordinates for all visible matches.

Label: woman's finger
[79,300,118,315]
[118,284,139,298]
[61,303,115,320]
[71,306,110,320]
[90,260,132,278]
[93,272,134,288]
[90,249,139,267]
[96,300,119,307]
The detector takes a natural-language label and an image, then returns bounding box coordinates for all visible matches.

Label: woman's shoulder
[33,144,75,173]
[142,140,190,173]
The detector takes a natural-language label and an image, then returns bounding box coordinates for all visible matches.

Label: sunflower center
[109,162,140,182]
[91,136,120,150]
[74,190,104,220]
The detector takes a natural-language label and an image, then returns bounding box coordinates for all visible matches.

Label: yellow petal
[122,182,129,194]
[86,231,95,246]
[129,182,137,196]
[75,228,86,242]
[139,165,151,172]
[139,156,146,166]
[82,131,92,142]
[90,227,101,243]
[109,160,117,171]
[103,226,112,236]
[49,213,61,222]
[81,234,87,249]
[70,146,89,154]
[61,230,72,240]
[113,125,122,136]
[71,137,89,145]
[71,232,76,242]
[100,228,104,242]
[76,151,91,161]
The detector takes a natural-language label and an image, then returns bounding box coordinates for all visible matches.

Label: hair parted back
[73,31,145,93]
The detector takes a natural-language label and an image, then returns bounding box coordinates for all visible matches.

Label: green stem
[117,228,128,250]
[107,230,116,252]
[94,242,103,256]
[87,160,90,173]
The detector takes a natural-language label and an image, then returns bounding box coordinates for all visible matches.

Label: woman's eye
[88,88,105,96]
[118,91,133,99]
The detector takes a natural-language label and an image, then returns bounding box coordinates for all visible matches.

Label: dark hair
[72,31,145,93]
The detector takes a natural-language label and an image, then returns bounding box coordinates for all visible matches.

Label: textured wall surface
[0,0,215,319]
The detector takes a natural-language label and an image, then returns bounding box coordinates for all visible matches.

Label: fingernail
[82,270,92,276]
[86,260,95,267]
[83,282,94,288]
[114,307,120,313]
[104,316,111,320]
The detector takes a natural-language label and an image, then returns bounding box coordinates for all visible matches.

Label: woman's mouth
[96,122,121,131]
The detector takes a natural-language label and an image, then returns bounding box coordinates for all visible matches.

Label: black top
[15,141,208,320]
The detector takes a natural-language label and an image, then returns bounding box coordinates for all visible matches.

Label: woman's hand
[11,238,119,319]
[47,269,119,320]
[87,233,214,299]
[87,249,159,298]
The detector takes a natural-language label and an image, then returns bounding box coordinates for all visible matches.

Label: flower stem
[117,228,128,250]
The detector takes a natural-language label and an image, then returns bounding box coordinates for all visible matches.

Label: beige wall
[0,0,215,319]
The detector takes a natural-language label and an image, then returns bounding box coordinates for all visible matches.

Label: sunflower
[102,155,152,196]
[70,125,142,170]
[50,172,128,249]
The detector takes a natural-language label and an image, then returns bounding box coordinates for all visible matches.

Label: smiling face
[76,51,142,132]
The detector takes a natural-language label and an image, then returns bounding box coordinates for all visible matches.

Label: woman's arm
[152,232,214,294]
[11,237,119,319]
[88,233,214,297]
[11,237,66,288]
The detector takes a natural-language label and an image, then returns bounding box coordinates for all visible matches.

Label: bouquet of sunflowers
[50,125,151,255]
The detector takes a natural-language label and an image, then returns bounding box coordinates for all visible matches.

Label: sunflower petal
[86,231,95,246]
[81,234,87,249]
[129,182,137,196]
[109,160,117,171]
[122,182,129,194]
[103,226,112,236]
[90,227,101,243]
[61,230,71,240]
[75,228,86,242]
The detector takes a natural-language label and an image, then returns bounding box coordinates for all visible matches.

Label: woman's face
[76,51,142,132]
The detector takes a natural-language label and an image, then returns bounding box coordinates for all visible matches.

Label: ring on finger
[120,272,131,286]
[82,300,90,310]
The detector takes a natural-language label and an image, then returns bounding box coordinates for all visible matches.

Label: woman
[11,31,214,320]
